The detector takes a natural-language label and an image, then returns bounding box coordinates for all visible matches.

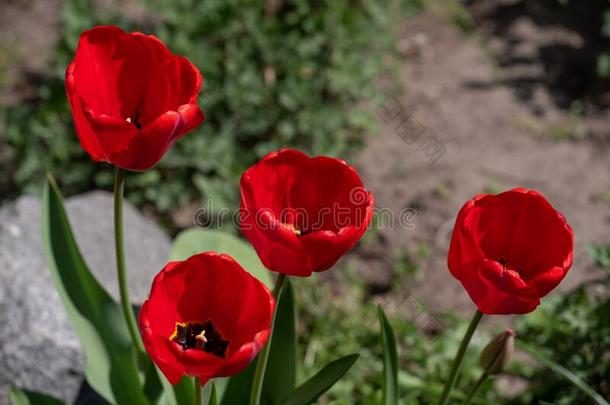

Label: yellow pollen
[285,223,301,235]
[169,322,187,341]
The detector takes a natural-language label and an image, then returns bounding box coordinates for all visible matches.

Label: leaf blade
[262,280,297,403]
[41,177,147,405]
[9,388,65,405]
[519,341,609,405]
[378,306,399,405]
[280,354,359,405]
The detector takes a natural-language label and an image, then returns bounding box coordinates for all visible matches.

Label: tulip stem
[114,168,146,360]
[438,310,483,405]
[249,273,287,405]
[194,377,202,405]
[462,370,489,405]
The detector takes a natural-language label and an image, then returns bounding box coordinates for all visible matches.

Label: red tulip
[138,252,274,385]
[448,188,574,314]
[66,26,204,171]
[240,149,375,277]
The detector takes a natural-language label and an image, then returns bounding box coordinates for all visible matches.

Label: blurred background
[0,0,609,403]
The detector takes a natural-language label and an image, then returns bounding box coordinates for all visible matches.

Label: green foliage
[293,244,610,404]
[1,0,419,219]
[263,281,298,404]
[209,383,218,405]
[220,279,296,405]
[512,245,610,404]
[588,245,610,271]
[41,177,148,404]
[294,268,480,404]
[9,388,65,405]
[281,354,359,405]
[378,306,399,405]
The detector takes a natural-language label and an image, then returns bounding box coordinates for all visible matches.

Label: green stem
[114,168,145,358]
[439,310,484,405]
[462,370,489,405]
[249,273,287,405]
[194,377,202,405]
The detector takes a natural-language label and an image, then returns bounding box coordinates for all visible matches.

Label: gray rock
[0,192,171,404]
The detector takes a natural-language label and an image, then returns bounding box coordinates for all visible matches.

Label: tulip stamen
[284,223,302,236]
[170,321,229,357]
[196,330,208,344]
[126,113,142,129]
[285,223,313,237]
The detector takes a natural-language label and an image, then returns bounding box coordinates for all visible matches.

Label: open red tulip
[240,149,375,277]
[448,188,574,314]
[138,252,274,385]
[66,25,204,171]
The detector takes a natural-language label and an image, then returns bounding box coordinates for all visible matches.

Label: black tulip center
[170,321,229,358]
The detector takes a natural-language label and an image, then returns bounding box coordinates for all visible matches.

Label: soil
[0,0,62,105]
[348,9,610,322]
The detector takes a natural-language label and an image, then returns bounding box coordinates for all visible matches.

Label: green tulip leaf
[143,358,164,403]
[170,228,272,288]
[220,279,296,405]
[42,177,147,405]
[378,305,399,405]
[209,382,218,405]
[9,388,65,405]
[519,341,609,405]
[156,376,196,405]
[262,280,297,403]
[280,354,359,405]
[219,361,255,405]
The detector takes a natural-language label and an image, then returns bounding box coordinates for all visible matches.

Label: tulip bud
[479,329,515,375]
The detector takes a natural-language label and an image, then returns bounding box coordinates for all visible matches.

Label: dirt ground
[349,10,610,321]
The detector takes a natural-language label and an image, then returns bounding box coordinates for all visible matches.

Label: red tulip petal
[139,305,186,385]
[181,253,273,350]
[108,110,183,171]
[524,265,569,298]
[140,261,184,336]
[66,25,204,170]
[503,191,574,279]
[472,191,527,262]
[239,148,374,276]
[175,104,205,140]
[461,259,540,314]
[83,109,139,154]
[132,32,203,125]
[448,198,486,277]
[215,330,269,377]
[71,26,151,118]
[139,253,274,384]
[65,64,106,162]
[448,188,573,315]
